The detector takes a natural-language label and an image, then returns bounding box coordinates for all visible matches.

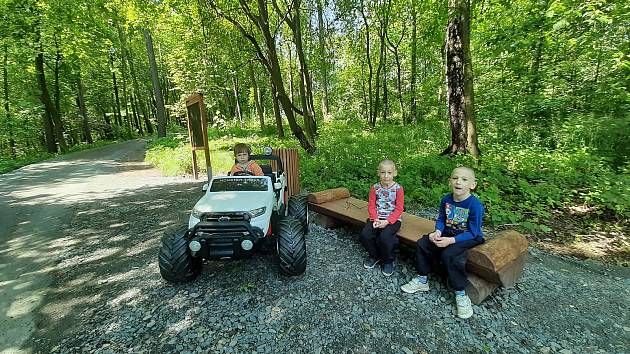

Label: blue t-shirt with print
[435,193,484,243]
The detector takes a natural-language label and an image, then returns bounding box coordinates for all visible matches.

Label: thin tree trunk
[287,42,295,102]
[110,52,123,127]
[76,72,93,144]
[120,26,152,135]
[249,62,265,130]
[316,0,330,118]
[386,21,405,125]
[409,0,418,124]
[360,0,374,125]
[3,43,16,158]
[143,28,167,137]
[232,75,243,126]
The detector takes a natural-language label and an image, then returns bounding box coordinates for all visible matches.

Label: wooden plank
[307,197,434,242]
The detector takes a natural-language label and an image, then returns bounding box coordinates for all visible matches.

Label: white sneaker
[456,295,473,319]
[400,277,430,293]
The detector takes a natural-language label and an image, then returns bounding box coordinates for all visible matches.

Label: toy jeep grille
[201,212,250,222]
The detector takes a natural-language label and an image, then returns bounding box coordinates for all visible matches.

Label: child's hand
[428,230,442,243]
[434,236,455,248]
[373,220,389,228]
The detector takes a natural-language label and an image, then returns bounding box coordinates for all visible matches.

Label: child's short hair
[233,143,252,156]
[452,166,476,180]
[378,159,397,171]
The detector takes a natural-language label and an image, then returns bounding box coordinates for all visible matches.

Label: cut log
[308,187,351,204]
[466,273,499,305]
[467,230,528,272]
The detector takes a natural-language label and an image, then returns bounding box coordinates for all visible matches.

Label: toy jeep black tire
[288,194,309,234]
[276,216,307,276]
[158,225,201,282]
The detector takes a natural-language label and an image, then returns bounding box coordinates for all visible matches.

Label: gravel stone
[26,183,630,354]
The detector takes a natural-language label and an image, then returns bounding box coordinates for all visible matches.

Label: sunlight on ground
[124,239,157,257]
[40,294,101,319]
[7,291,44,318]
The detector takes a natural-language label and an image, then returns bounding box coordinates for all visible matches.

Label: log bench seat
[308,188,529,304]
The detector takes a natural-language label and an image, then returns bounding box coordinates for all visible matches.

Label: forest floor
[0,139,628,353]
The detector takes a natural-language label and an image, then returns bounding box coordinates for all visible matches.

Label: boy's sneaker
[381,262,394,276]
[455,295,473,319]
[363,257,380,269]
[401,277,430,293]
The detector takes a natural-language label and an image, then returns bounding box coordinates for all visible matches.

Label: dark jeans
[414,234,483,291]
[360,220,401,264]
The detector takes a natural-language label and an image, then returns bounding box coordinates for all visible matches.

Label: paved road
[0,140,191,353]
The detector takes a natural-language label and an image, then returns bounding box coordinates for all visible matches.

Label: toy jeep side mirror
[263,146,273,155]
[202,183,209,192]
[274,182,282,190]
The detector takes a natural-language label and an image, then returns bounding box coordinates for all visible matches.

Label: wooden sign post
[185,93,211,180]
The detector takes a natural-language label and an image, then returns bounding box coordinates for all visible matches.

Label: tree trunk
[120,26,151,135]
[409,0,418,124]
[3,43,16,158]
[232,75,243,126]
[143,28,167,137]
[271,77,284,138]
[386,22,405,125]
[288,0,317,138]
[110,52,123,127]
[373,2,389,124]
[76,73,93,144]
[249,62,265,130]
[442,0,478,157]
[360,0,374,126]
[316,0,330,118]
[35,40,59,153]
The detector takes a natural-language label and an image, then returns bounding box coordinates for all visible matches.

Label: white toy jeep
[158,147,308,282]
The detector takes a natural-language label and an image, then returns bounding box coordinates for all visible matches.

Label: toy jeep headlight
[191,207,204,219]
[249,207,266,218]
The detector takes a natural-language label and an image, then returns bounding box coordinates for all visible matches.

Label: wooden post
[185,93,211,180]
[272,148,300,196]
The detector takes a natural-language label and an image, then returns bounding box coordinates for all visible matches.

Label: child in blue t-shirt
[401,166,484,319]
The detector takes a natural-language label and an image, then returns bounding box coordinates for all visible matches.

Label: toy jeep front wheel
[276,217,307,276]
[158,225,201,282]
[288,194,309,234]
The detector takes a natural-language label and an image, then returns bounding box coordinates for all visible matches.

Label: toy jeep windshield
[158,148,308,282]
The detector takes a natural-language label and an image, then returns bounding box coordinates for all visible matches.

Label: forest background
[1,0,628,264]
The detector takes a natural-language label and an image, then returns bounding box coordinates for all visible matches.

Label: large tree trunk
[35,36,59,153]
[249,62,265,130]
[409,0,418,124]
[143,29,167,137]
[76,72,93,144]
[3,43,16,158]
[316,0,330,118]
[442,0,478,157]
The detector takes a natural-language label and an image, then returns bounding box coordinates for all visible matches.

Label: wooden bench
[308,188,528,304]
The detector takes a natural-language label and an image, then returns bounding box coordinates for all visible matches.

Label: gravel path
[2,141,628,353]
